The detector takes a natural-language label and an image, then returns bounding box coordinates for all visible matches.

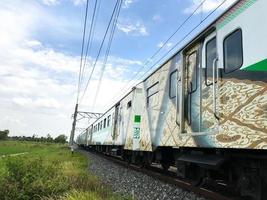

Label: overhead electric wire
[105,0,229,110]
[79,0,101,96]
[91,0,122,111]
[80,0,121,104]
[76,0,90,104]
[142,0,208,68]
[103,0,209,108]
[141,0,228,77]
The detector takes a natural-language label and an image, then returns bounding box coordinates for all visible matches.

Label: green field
[0,141,130,200]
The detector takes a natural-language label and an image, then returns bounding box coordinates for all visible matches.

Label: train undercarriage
[83,145,267,200]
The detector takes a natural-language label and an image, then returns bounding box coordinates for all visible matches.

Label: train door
[112,103,120,142]
[176,52,184,133]
[182,44,202,134]
[87,125,93,145]
[89,125,93,145]
[201,31,220,135]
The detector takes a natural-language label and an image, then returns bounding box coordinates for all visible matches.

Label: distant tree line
[0,130,9,140]
[0,130,68,143]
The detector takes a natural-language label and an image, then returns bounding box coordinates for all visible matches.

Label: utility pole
[69,103,78,146]
[69,103,102,146]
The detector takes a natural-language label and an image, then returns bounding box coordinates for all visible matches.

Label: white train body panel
[78,0,267,151]
[90,107,115,145]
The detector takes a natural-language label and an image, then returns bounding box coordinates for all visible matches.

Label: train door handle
[212,58,220,120]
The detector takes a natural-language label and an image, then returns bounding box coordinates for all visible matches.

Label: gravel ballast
[82,150,208,200]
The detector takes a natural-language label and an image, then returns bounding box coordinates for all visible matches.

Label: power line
[80,0,121,104]
[143,0,228,76]
[79,0,101,97]
[142,0,207,68]
[102,0,209,108]
[76,0,90,104]
[91,0,122,111]
[104,0,229,110]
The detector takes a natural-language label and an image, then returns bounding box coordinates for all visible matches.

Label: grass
[0,140,41,156]
[0,140,131,200]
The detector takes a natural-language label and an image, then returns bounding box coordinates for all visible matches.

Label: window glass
[127,101,132,109]
[205,37,216,85]
[104,118,106,128]
[100,121,102,130]
[224,29,243,73]
[147,82,159,107]
[169,71,177,98]
[107,115,111,127]
[147,82,159,97]
[97,123,100,131]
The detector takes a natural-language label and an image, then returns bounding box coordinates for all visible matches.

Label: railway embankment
[82,150,208,200]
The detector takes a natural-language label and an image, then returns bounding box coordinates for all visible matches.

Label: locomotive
[77,0,267,199]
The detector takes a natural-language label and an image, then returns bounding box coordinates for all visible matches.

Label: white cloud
[25,40,43,48]
[122,0,137,9]
[12,97,33,107]
[12,46,80,73]
[0,1,141,138]
[41,0,60,6]
[117,20,149,36]
[157,41,172,49]
[184,0,236,14]
[41,0,86,6]
[12,97,61,109]
[70,0,86,6]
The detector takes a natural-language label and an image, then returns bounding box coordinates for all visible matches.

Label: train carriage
[78,0,267,199]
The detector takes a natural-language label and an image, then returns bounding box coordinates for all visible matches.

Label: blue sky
[0,0,235,138]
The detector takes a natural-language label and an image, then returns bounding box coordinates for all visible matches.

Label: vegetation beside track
[0,141,131,200]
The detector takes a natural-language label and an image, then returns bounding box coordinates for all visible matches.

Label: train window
[169,70,177,99]
[127,101,132,109]
[97,123,100,131]
[147,82,159,107]
[107,115,111,127]
[104,118,106,128]
[223,29,243,73]
[112,113,115,124]
[100,121,103,130]
[205,37,216,86]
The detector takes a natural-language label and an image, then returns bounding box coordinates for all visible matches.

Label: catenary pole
[69,103,78,145]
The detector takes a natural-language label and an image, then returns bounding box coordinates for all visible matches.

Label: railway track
[86,149,240,200]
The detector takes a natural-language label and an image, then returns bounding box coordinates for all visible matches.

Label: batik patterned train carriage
[77,0,267,199]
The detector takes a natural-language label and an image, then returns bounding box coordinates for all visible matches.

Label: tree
[46,134,53,143]
[54,134,67,143]
[0,130,9,140]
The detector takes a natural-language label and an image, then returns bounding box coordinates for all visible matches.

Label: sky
[0,0,236,138]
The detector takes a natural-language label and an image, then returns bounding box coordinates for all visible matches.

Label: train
[77,0,267,199]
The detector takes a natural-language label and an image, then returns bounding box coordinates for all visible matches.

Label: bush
[0,157,70,200]
[0,130,9,140]
[54,135,67,144]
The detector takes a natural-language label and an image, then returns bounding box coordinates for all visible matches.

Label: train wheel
[188,164,204,186]
[161,161,170,171]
